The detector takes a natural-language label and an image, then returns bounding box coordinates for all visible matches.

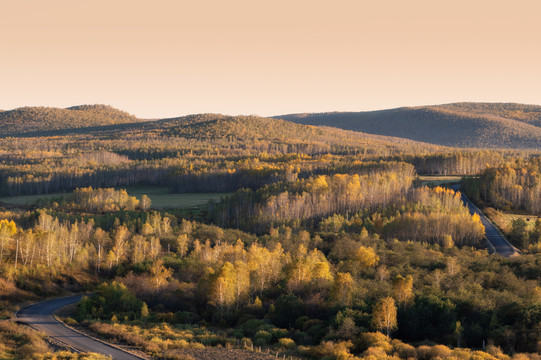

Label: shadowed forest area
[1,105,541,360]
[279,103,541,149]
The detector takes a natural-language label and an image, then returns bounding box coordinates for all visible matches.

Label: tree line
[463,156,541,214]
[209,165,415,233]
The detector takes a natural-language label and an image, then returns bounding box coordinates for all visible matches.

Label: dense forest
[0,105,541,359]
[463,157,541,215]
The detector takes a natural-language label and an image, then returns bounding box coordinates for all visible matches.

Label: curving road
[16,295,143,360]
[452,186,520,257]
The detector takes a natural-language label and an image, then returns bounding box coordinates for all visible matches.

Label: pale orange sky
[1,0,540,118]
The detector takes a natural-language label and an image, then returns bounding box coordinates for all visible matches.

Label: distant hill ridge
[122,113,443,154]
[0,105,141,136]
[2,102,541,149]
[277,102,541,149]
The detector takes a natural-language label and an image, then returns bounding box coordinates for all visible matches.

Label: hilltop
[159,113,435,147]
[88,113,443,155]
[277,103,541,149]
[0,105,142,136]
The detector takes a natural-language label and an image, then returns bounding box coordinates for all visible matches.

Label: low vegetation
[0,320,108,360]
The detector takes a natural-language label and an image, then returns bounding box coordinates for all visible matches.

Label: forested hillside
[436,103,541,127]
[5,102,541,150]
[5,102,541,149]
[0,113,449,197]
[0,105,141,136]
[146,114,441,155]
[1,108,537,198]
[278,103,541,149]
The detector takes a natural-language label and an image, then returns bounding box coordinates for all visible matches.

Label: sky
[1,0,540,118]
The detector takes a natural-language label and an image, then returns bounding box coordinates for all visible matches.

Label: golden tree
[372,297,397,337]
[0,219,16,264]
[140,194,152,211]
[112,225,130,266]
[176,234,189,258]
[392,275,414,307]
[355,246,380,268]
[150,259,173,288]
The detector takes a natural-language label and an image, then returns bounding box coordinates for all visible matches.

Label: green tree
[140,302,149,319]
[331,272,354,306]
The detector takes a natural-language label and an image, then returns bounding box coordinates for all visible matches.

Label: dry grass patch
[484,208,539,233]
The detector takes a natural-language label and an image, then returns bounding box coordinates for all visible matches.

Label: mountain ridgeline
[278,103,541,149]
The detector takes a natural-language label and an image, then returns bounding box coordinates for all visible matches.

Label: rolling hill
[0,106,442,155]
[84,113,444,156]
[277,103,541,149]
[168,114,443,151]
[0,105,142,136]
[4,102,541,150]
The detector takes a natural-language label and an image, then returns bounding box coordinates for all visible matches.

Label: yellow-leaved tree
[392,275,414,307]
[0,219,17,264]
[355,246,380,268]
[248,243,285,296]
[288,247,333,290]
[372,297,397,337]
[210,261,236,312]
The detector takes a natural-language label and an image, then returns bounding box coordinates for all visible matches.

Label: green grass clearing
[415,175,463,187]
[124,187,230,209]
[0,187,230,210]
[0,193,67,205]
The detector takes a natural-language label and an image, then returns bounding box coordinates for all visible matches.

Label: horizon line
[1,100,540,120]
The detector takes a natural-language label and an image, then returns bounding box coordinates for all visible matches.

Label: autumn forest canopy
[0,103,540,360]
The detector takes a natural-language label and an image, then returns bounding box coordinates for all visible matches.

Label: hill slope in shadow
[277,103,541,149]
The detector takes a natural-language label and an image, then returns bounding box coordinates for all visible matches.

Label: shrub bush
[278,338,296,349]
[254,330,273,346]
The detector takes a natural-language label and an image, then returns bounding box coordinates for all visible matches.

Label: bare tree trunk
[97,242,102,273]
[14,238,19,268]
[0,238,4,264]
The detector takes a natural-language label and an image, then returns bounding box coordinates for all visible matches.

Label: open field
[124,187,231,209]
[0,193,68,205]
[415,175,463,187]
[0,187,230,210]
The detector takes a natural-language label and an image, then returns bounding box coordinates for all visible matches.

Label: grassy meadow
[0,187,230,210]
[414,175,463,187]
